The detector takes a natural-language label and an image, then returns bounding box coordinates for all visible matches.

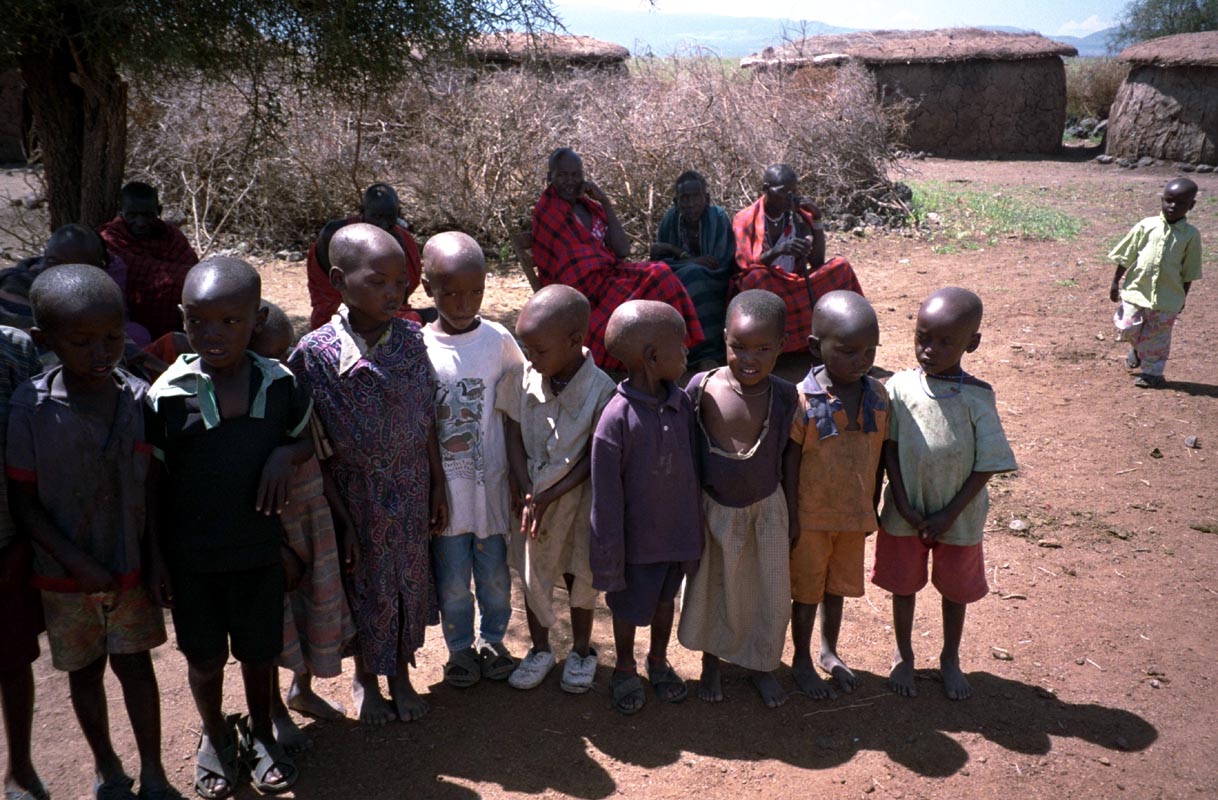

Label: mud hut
[1106,32,1218,165]
[469,31,629,74]
[742,29,1077,156]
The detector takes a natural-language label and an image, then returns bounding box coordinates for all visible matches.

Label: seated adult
[733,164,863,353]
[97,181,199,340]
[0,224,149,345]
[649,170,735,363]
[531,148,704,371]
[305,183,425,330]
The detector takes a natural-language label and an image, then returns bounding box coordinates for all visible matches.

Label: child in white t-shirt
[421,233,524,688]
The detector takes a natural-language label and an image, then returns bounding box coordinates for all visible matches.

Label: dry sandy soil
[2,154,1217,800]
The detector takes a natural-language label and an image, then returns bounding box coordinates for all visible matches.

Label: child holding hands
[874,287,1017,700]
[590,300,702,715]
[498,285,616,692]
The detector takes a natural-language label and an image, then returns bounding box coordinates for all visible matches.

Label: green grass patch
[909,181,1084,243]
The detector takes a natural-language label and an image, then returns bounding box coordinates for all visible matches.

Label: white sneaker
[560,648,598,694]
[508,649,556,690]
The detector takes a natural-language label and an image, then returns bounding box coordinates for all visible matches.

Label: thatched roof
[741,28,1077,69]
[1118,31,1218,68]
[470,32,629,66]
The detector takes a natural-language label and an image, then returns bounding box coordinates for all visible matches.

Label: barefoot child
[498,285,616,692]
[288,224,447,725]
[145,258,312,797]
[8,267,178,800]
[249,304,354,752]
[591,300,702,714]
[0,325,46,800]
[1108,177,1202,388]
[421,232,522,687]
[875,287,1017,700]
[788,291,886,700]
[678,290,801,708]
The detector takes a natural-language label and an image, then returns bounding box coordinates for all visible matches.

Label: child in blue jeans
[421,232,523,687]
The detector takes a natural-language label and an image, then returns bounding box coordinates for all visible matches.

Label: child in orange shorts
[789,291,886,700]
[874,287,1017,701]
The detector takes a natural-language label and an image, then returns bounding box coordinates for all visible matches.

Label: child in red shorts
[874,287,1017,701]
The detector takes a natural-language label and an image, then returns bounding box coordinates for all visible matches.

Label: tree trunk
[19,30,127,233]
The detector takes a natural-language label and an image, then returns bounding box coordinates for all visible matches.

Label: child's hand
[1109,283,1121,303]
[429,482,449,536]
[281,543,306,592]
[145,556,174,609]
[522,489,555,540]
[257,447,297,516]
[72,556,118,594]
[340,533,359,575]
[788,524,801,553]
[916,510,956,544]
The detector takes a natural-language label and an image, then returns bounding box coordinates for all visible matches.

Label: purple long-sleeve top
[590,380,703,592]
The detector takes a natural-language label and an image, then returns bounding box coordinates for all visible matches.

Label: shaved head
[919,287,983,335]
[30,264,124,332]
[763,163,797,188]
[811,290,878,341]
[422,231,486,280]
[182,257,261,308]
[44,224,106,268]
[329,223,405,275]
[1166,178,1198,198]
[249,300,294,359]
[517,284,591,339]
[727,289,786,339]
[605,299,685,367]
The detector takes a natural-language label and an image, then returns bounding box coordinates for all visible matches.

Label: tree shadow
[283,662,1155,799]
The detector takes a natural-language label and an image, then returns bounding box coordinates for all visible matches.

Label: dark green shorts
[170,563,284,665]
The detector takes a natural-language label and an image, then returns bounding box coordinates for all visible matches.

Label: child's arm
[589,428,627,593]
[781,439,801,551]
[524,449,591,540]
[504,417,530,518]
[320,460,357,573]
[882,440,924,531]
[257,438,314,517]
[873,454,885,532]
[917,471,996,543]
[427,424,449,536]
[8,481,116,593]
[1109,263,1128,303]
[144,460,173,608]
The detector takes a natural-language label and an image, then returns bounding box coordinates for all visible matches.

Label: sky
[554,0,1128,37]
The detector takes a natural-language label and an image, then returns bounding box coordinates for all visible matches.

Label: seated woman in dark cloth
[530,148,703,371]
[733,164,863,353]
[650,171,735,364]
[305,183,430,329]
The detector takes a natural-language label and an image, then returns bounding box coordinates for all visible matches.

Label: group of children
[3,174,1204,800]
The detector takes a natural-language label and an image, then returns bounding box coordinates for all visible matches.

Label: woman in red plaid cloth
[732,165,863,353]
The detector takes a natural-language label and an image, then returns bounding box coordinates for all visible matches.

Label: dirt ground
[3,155,1217,800]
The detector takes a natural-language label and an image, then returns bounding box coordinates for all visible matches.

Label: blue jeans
[430,533,512,651]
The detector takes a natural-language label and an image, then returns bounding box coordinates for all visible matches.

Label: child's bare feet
[389,673,430,722]
[352,675,396,726]
[940,655,971,700]
[818,649,857,694]
[698,654,723,702]
[287,680,346,721]
[749,670,788,708]
[888,654,918,697]
[793,655,835,700]
[271,708,312,755]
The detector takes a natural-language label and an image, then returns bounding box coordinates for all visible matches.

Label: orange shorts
[870,528,988,605]
[790,530,867,605]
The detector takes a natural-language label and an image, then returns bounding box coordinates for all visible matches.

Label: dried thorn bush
[127,58,908,257]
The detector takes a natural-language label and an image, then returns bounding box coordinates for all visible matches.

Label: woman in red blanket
[305,183,426,330]
[733,164,863,353]
[531,148,703,371]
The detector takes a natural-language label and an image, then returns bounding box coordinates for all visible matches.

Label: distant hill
[555,7,852,58]
[553,8,1120,60]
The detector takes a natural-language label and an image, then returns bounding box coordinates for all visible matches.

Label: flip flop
[444,647,482,688]
[610,670,646,715]
[647,660,689,704]
[477,641,516,681]
[193,716,241,800]
[236,717,297,796]
[93,775,136,800]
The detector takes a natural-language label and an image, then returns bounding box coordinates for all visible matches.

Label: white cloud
[1056,15,1112,37]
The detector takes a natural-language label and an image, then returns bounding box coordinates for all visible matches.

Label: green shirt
[1108,214,1202,314]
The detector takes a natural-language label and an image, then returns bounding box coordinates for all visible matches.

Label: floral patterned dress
[289,317,437,675]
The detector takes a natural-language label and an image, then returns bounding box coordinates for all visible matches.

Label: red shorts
[870,528,988,605]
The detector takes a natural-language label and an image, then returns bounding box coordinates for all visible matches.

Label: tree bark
[19,30,127,233]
